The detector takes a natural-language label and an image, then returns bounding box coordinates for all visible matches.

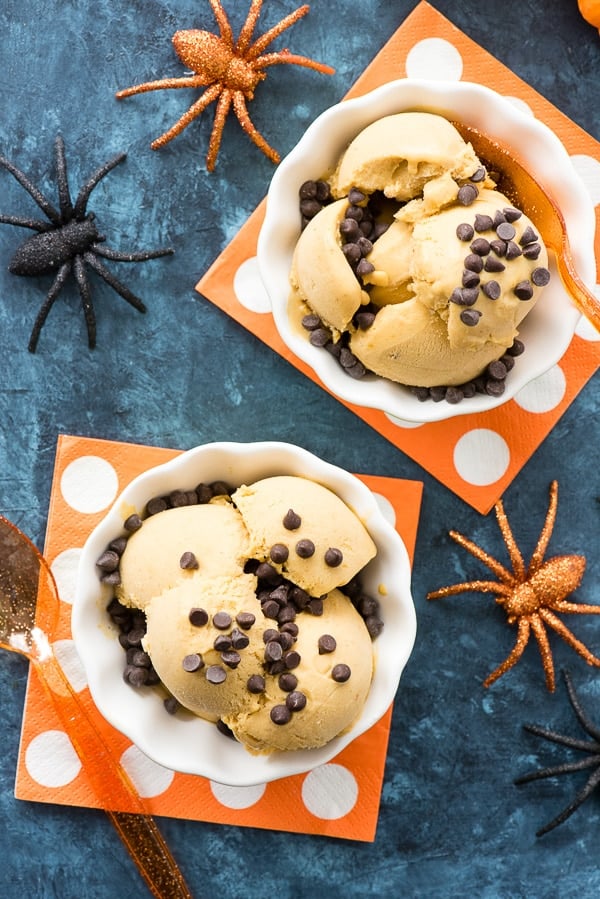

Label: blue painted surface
[0,1,599,896]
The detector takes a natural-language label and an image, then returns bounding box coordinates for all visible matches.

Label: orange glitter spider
[427,481,600,692]
[115,0,334,171]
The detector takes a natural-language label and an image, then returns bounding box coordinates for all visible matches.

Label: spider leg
[0,153,61,225]
[530,615,556,691]
[73,255,97,348]
[528,480,558,576]
[535,766,600,837]
[54,135,74,220]
[148,83,222,153]
[73,152,128,219]
[550,598,600,617]
[246,3,310,59]
[521,722,600,754]
[207,90,233,172]
[116,75,209,100]
[563,668,600,742]
[0,214,52,232]
[91,244,174,263]
[494,498,526,582]
[232,90,279,164]
[447,529,516,586]
[209,0,235,48]
[515,754,600,785]
[427,579,511,600]
[483,617,530,687]
[253,49,335,75]
[27,261,71,353]
[538,607,600,668]
[84,252,147,314]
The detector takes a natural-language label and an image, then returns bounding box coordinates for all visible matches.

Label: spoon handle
[34,652,193,899]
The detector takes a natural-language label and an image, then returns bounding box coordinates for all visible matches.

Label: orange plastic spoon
[0,515,193,899]
[455,122,600,333]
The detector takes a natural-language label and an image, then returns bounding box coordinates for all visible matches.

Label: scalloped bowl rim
[257,78,595,424]
[72,441,417,786]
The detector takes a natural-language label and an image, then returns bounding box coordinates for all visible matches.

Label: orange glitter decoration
[115,0,334,171]
[427,481,600,692]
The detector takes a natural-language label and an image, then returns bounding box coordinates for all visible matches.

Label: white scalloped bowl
[72,441,416,786]
[257,79,596,423]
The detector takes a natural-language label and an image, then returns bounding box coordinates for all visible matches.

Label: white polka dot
[373,492,396,528]
[60,456,119,514]
[53,639,88,693]
[50,547,81,605]
[25,730,81,787]
[233,256,272,313]
[301,764,358,819]
[513,364,566,413]
[209,781,266,809]
[453,429,510,486]
[569,154,600,206]
[405,38,463,81]
[384,412,424,429]
[120,744,174,798]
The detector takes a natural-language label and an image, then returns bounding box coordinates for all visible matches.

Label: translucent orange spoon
[455,122,600,332]
[0,515,193,899]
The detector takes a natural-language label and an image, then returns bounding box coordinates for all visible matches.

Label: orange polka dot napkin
[14,434,423,842]
[196,0,600,515]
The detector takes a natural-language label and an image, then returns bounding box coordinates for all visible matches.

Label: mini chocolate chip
[263,628,280,644]
[230,628,250,650]
[531,267,551,287]
[169,490,188,508]
[265,641,283,663]
[348,187,366,205]
[270,705,292,725]
[308,598,324,615]
[474,213,494,232]
[366,615,385,638]
[490,239,507,257]
[213,611,232,630]
[270,543,289,564]
[522,242,541,260]
[247,674,266,694]
[344,358,367,379]
[236,611,256,630]
[493,210,507,227]
[214,634,232,652]
[487,359,508,380]
[269,584,289,606]
[519,225,538,246]
[281,621,299,638]
[484,255,505,273]
[315,180,332,203]
[109,536,128,555]
[182,653,204,673]
[124,665,148,687]
[356,258,375,278]
[464,253,484,273]
[164,696,179,715]
[503,207,522,222]
[309,328,331,348]
[514,280,534,300]
[277,605,297,625]
[196,483,214,504]
[449,288,466,306]
[96,550,120,572]
[332,664,351,683]
[460,309,482,326]
[496,222,516,241]
[482,280,501,300]
[461,287,480,306]
[485,379,506,397]
[470,238,490,256]
[300,198,322,219]
[278,632,294,651]
[286,691,307,711]
[456,222,474,241]
[221,651,241,669]
[355,310,376,329]
[470,166,486,183]
[283,509,302,530]
[445,387,464,404]
[284,650,302,670]
[130,649,151,668]
[210,480,231,497]
[189,607,209,627]
[318,634,337,654]
[206,665,227,684]
[296,539,315,558]
[340,218,360,240]
[279,673,298,692]
[180,551,199,570]
[256,561,280,582]
[216,719,235,740]
[324,547,343,567]
[505,241,522,260]
[301,313,322,331]
[146,496,168,516]
[124,513,143,532]
[462,269,480,288]
[357,236,373,256]
[262,600,281,620]
[457,183,478,205]
[346,204,364,222]
[507,338,525,356]
[299,180,318,199]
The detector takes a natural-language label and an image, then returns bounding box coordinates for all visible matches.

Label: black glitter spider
[0,135,173,351]
[515,668,600,836]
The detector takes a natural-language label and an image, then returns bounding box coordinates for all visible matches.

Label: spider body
[116,0,334,171]
[0,136,173,352]
[427,481,600,691]
[516,669,600,836]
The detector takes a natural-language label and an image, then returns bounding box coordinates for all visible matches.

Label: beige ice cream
[290,112,551,395]
[106,474,380,754]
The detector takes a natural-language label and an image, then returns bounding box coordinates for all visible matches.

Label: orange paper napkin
[196,0,600,515]
[14,434,423,842]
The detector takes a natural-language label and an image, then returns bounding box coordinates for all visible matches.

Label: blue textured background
[0,1,599,897]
